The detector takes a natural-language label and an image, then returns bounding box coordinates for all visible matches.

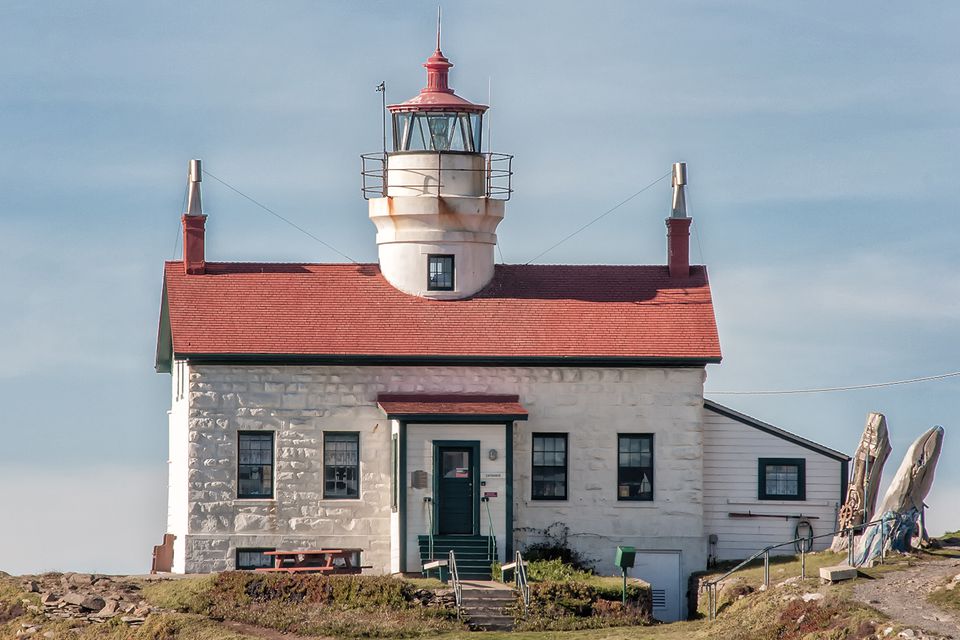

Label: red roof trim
[377,393,528,420]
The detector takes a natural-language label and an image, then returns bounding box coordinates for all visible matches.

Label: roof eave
[175,353,722,368]
[703,399,850,461]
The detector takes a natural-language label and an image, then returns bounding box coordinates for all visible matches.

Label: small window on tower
[427,255,455,291]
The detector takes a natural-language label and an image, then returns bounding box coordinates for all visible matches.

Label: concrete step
[461,597,516,607]
[466,614,515,631]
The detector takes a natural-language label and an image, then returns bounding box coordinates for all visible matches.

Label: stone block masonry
[176,363,708,586]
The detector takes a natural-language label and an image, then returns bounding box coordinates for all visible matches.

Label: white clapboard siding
[703,403,847,562]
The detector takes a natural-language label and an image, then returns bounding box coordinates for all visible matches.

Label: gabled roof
[156,262,721,372]
[377,394,528,421]
[703,399,850,462]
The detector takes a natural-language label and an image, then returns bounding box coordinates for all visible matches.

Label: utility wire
[709,370,960,396]
[170,181,188,259]
[203,170,358,263]
[525,170,671,264]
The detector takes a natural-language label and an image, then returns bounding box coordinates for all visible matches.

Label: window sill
[319,498,361,503]
[234,498,276,504]
[613,501,657,508]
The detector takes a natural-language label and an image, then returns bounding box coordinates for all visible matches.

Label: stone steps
[458,585,518,632]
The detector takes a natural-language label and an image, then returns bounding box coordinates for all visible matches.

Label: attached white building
[153,42,848,621]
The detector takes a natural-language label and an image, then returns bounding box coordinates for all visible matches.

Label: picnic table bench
[254,549,372,574]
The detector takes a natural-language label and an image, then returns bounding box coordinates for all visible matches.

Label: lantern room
[388,48,486,153]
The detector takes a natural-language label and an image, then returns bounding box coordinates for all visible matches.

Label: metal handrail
[703,515,890,620]
[360,151,513,200]
[514,551,530,616]
[424,497,435,565]
[483,497,497,564]
[449,550,463,619]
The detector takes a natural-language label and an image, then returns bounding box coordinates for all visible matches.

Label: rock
[66,574,94,587]
[62,593,86,607]
[25,580,40,593]
[39,593,58,605]
[120,616,146,625]
[43,633,55,639]
[801,593,824,602]
[898,630,916,639]
[133,605,151,617]
[98,600,119,616]
[62,593,105,611]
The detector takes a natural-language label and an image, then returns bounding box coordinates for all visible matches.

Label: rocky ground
[853,556,960,640]
[13,572,159,637]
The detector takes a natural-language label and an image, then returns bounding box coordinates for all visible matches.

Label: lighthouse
[364,36,511,299]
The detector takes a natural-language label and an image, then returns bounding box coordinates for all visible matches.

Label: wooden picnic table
[254,549,372,574]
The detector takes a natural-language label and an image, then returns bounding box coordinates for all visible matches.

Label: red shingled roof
[156,262,721,370]
[377,394,528,420]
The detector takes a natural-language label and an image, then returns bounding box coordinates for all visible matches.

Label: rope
[525,170,671,264]
[202,170,358,263]
[709,370,960,396]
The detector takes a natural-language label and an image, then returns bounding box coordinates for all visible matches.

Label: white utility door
[633,551,682,622]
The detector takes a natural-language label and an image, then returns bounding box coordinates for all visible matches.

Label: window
[532,434,568,500]
[236,548,274,570]
[427,255,455,291]
[238,431,274,499]
[758,458,806,500]
[324,432,360,499]
[618,434,653,501]
[393,111,482,152]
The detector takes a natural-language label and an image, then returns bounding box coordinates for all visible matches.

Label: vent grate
[652,589,667,609]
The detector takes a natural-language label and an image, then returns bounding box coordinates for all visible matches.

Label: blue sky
[1,1,957,574]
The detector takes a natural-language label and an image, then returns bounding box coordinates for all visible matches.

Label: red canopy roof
[156,262,721,371]
[377,394,528,420]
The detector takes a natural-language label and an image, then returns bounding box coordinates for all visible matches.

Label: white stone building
[153,42,848,621]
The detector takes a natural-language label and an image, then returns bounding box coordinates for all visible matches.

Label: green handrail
[483,497,497,563]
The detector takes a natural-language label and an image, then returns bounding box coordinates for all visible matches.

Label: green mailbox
[615,546,636,569]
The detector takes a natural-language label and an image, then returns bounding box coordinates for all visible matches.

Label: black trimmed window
[324,432,360,499]
[758,458,806,500]
[238,431,274,499]
[427,255,454,291]
[532,433,568,500]
[236,548,274,570]
[618,434,653,501]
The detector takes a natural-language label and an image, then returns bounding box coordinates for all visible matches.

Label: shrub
[519,523,593,571]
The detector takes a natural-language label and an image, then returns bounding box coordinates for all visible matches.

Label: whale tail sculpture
[830,413,891,552]
[853,425,944,567]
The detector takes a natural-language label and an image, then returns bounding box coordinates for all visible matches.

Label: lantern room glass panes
[393,112,482,152]
[617,434,653,501]
[324,432,360,499]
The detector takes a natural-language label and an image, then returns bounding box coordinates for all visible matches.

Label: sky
[0,1,957,575]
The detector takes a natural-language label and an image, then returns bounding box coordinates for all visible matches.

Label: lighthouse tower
[365,36,510,299]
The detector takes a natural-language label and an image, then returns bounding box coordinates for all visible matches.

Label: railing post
[847,526,854,566]
[763,550,770,588]
[801,546,806,579]
[880,516,886,565]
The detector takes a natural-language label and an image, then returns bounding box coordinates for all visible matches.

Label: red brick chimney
[182,159,206,275]
[666,162,690,278]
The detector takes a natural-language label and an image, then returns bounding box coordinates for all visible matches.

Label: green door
[437,446,475,535]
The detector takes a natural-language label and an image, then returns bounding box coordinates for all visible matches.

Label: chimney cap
[670,161,688,219]
[185,158,203,217]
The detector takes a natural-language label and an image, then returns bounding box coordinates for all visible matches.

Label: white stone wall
[703,407,844,561]
[178,364,708,593]
[511,367,708,599]
[167,360,190,573]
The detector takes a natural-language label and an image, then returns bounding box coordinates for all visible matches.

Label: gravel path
[853,556,960,638]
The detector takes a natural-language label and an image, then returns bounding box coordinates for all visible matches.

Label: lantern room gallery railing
[360,151,513,200]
